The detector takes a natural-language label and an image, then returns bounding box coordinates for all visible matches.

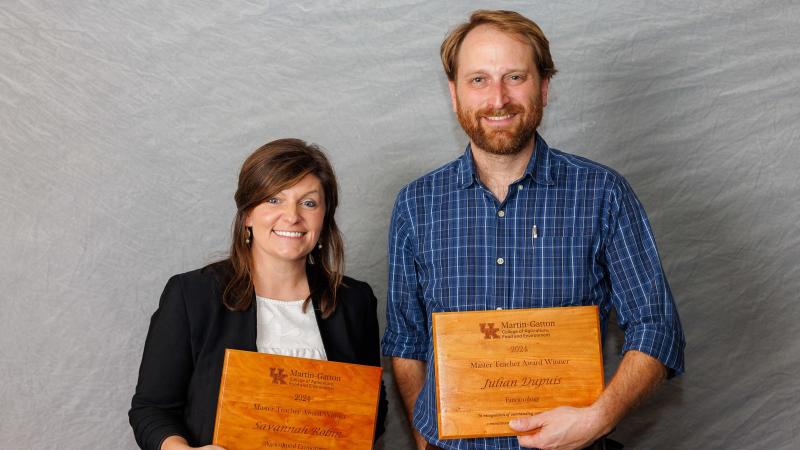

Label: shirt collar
[456,133,555,189]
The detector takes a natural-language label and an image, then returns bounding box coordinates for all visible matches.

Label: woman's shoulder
[341,274,373,290]
[170,260,232,283]
[337,275,376,304]
[163,260,232,301]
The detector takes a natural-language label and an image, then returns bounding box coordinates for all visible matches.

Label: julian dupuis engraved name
[480,376,562,389]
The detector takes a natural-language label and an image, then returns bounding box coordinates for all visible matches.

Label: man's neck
[471,140,535,203]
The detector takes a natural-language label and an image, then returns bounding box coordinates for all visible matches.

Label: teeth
[273,231,305,237]
[486,115,512,121]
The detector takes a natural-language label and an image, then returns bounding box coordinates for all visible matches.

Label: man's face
[449,25,549,156]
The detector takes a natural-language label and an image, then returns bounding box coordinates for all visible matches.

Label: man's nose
[487,81,509,110]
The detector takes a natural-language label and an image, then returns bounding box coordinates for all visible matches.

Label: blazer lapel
[309,268,356,363]
[211,260,258,352]
[243,299,258,352]
[313,300,356,363]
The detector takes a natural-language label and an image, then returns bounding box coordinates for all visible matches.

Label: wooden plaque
[432,306,604,439]
[212,349,382,450]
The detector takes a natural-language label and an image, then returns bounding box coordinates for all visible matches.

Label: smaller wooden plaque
[433,306,604,439]
[212,349,382,450]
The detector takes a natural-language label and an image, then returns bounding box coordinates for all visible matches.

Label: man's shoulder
[394,157,462,202]
[548,147,623,177]
[402,157,462,190]
[547,146,629,191]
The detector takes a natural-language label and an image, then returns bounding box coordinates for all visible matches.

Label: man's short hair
[440,10,557,82]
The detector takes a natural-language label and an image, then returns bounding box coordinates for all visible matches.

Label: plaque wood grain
[432,306,604,439]
[212,349,381,450]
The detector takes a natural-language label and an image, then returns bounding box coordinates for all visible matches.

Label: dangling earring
[317,242,323,250]
[245,227,252,245]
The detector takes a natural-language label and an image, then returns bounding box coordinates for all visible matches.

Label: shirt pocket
[529,235,594,305]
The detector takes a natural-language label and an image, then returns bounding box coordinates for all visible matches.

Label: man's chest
[412,189,604,311]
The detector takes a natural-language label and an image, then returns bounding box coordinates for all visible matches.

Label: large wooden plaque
[432,306,604,439]
[212,349,382,450]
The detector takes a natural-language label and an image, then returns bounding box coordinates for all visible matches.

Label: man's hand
[510,350,666,450]
[510,405,605,450]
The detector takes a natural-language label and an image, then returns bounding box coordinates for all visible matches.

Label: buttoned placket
[493,182,526,311]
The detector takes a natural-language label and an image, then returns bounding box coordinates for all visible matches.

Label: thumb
[509,414,545,432]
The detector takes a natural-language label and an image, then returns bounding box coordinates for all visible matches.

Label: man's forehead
[461,25,530,51]
[456,25,535,72]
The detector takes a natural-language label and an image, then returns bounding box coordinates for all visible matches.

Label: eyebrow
[462,67,529,76]
[292,190,320,197]
[271,189,321,199]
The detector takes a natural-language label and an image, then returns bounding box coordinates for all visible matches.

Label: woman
[129,138,388,450]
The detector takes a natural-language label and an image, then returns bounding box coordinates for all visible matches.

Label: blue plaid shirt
[382,134,685,450]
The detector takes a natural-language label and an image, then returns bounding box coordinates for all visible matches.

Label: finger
[509,414,545,432]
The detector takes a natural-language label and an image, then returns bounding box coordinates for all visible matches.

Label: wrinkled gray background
[1,1,799,449]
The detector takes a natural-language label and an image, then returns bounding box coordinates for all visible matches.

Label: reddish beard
[456,96,543,155]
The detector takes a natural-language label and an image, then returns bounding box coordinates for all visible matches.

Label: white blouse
[255,296,327,361]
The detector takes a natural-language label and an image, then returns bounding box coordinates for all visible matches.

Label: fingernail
[509,419,521,428]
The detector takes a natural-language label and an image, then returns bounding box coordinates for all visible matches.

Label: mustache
[477,103,526,117]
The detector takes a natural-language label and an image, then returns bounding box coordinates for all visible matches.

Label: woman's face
[245,174,326,268]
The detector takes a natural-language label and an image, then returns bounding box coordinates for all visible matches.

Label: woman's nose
[280,204,300,223]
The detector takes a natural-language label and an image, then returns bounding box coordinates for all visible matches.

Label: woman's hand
[161,435,227,450]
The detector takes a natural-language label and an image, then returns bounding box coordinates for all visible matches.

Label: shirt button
[497,210,505,218]
[496,307,503,310]
[496,257,505,265]
[517,184,524,190]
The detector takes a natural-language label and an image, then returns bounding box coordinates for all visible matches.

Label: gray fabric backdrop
[1,1,798,449]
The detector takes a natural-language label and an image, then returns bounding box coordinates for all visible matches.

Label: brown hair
[224,138,344,318]
[440,10,557,81]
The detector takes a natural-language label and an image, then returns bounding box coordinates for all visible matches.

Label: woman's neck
[251,257,310,300]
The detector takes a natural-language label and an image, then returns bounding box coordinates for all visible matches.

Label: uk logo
[269,367,287,384]
[479,323,500,339]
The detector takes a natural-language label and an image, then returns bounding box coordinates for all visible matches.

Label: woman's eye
[266,198,279,204]
[302,200,317,208]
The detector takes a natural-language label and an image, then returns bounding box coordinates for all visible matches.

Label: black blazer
[129,261,388,450]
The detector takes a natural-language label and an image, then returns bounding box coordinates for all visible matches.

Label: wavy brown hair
[440,10,557,82]
[223,138,344,318]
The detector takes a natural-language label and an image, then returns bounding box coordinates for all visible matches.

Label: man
[382,10,685,450]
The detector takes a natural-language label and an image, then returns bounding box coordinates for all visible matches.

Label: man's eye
[471,77,484,84]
